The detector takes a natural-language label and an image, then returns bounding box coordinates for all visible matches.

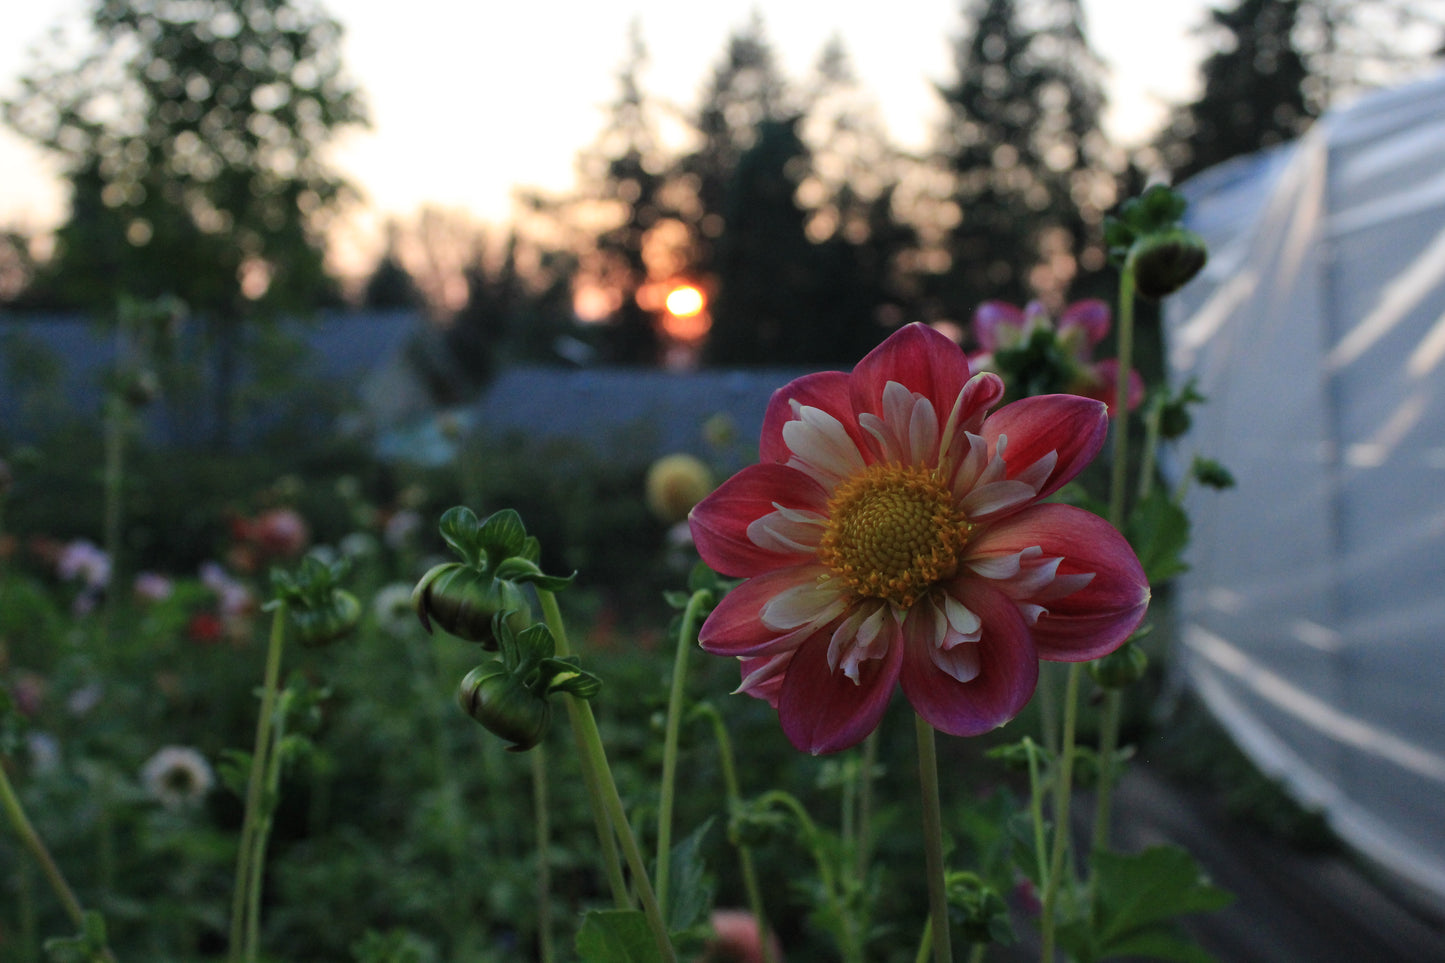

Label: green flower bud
[411,564,532,649]
[290,589,361,647]
[1126,226,1208,300]
[1090,641,1149,690]
[269,553,360,647]
[457,664,551,751]
[946,872,1013,946]
[1191,456,1236,490]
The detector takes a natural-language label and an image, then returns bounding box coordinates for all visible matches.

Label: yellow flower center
[817,463,970,609]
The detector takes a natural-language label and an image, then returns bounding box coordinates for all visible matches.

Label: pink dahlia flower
[688,323,1149,754]
[971,299,1145,416]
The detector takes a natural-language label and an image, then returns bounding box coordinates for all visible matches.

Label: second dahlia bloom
[971,299,1144,416]
[688,323,1149,754]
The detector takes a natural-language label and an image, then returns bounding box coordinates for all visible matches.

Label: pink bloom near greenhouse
[688,323,1149,754]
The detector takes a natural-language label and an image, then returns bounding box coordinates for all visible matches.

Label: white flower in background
[200,561,254,617]
[383,509,422,550]
[141,745,214,810]
[132,571,174,602]
[372,582,418,638]
[338,531,379,561]
[57,539,111,590]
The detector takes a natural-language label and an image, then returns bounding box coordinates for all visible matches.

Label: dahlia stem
[656,589,709,920]
[1092,260,1143,865]
[531,744,554,963]
[915,714,954,963]
[245,686,294,961]
[0,759,116,961]
[1039,662,1082,963]
[1107,265,1138,528]
[537,589,676,962]
[855,729,879,884]
[698,703,776,963]
[537,589,629,910]
[229,599,288,963]
[1090,690,1123,857]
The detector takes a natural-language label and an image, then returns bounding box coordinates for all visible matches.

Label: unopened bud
[1127,227,1208,300]
[1090,641,1149,690]
[412,565,532,649]
[457,664,551,751]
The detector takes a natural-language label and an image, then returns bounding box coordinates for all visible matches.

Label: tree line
[3,0,1443,381]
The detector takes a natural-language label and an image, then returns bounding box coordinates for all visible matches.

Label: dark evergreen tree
[928,0,1111,322]
[4,0,367,445]
[1155,0,1313,180]
[362,222,423,310]
[704,117,819,365]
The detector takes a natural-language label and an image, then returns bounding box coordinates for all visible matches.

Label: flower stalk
[0,760,117,961]
[697,702,776,963]
[915,714,954,963]
[656,588,711,920]
[537,587,677,963]
[229,599,289,963]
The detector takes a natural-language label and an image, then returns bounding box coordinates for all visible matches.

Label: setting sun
[664,283,705,318]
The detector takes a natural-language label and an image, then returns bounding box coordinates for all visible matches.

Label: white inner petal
[761,578,847,630]
[907,395,940,466]
[827,603,892,683]
[783,406,865,485]
[931,640,982,683]
[747,504,826,553]
[943,593,983,639]
[1014,449,1059,493]
[959,479,1037,519]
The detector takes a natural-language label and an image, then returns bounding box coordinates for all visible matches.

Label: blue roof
[377,364,825,470]
[0,309,421,446]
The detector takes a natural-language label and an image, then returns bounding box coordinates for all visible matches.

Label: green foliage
[1057,846,1233,963]
[1125,487,1192,583]
[576,910,665,963]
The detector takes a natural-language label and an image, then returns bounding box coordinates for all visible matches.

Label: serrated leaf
[665,818,715,933]
[1125,488,1191,583]
[1092,846,1233,949]
[1104,928,1224,963]
[575,909,666,963]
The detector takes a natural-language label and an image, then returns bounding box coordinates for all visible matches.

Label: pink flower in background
[970,299,1145,416]
[700,909,783,962]
[689,323,1148,754]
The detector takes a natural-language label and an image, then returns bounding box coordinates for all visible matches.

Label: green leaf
[665,819,716,934]
[438,506,483,566]
[1104,928,1224,963]
[1125,488,1191,583]
[1092,846,1233,951]
[478,508,529,558]
[575,909,667,963]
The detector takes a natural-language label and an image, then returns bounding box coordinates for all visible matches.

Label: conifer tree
[929,0,1111,320]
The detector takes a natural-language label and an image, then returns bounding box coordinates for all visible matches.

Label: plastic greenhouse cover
[1165,68,1445,912]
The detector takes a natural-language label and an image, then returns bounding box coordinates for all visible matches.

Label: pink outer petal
[759,369,865,466]
[1083,360,1145,417]
[849,323,972,430]
[689,463,829,578]
[1058,299,1111,347]
[971,301,1025,352]
[900,581,1039,736]
[969,503,1150,662]
[778,617,904,754]
[698,565,828,657]
[981,394,1108,499]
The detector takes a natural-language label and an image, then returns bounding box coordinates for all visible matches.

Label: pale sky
[0,0,1210,270]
